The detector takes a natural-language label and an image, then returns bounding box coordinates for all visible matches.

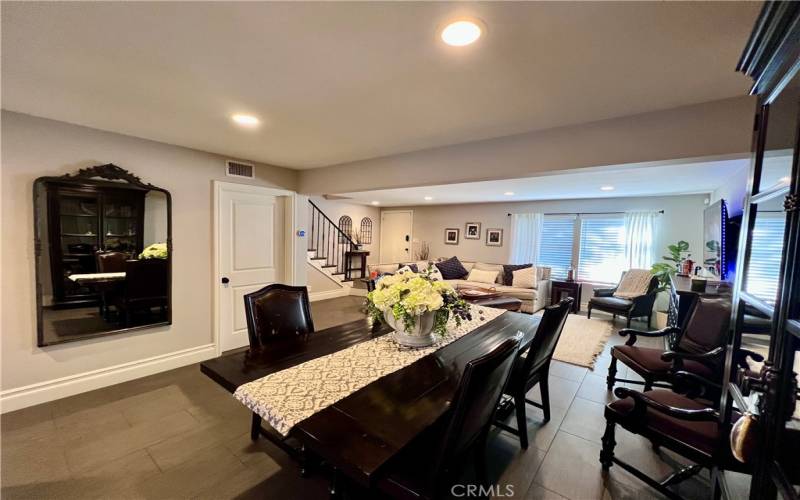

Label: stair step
[310,257,327,261]
[330,272,345,276]
[321,265,337,269]
[307,248,317,252]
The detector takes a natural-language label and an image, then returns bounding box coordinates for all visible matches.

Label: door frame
[379,209,413,263]
[212,181,297,356]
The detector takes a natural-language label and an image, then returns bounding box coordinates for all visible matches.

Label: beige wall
[299,96,755,194]
[1,111,298,394]
[392,194,709,270]
[309,196,381,264]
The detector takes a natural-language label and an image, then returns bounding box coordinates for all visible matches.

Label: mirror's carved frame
[33,163,173,347]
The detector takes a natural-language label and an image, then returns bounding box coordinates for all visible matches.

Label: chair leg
[539,376,551,423]
[607,357,618,391]
[599,420,617,470]
[612,313,616,320]
[626,315,631,328]
[587,306,592,319]
[644,379,653,392]
[250,412,261,441]
[514,393,529,449]
[647,314,652,329]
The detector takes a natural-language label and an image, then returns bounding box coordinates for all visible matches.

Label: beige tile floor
[2,297,714,499]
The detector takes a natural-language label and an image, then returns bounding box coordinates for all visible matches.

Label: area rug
[551,314,615,369]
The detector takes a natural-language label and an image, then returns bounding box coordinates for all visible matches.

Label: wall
[0,111,300,409]
[299,96,755,194]
[711,162,750,216]
[308,196,381,264]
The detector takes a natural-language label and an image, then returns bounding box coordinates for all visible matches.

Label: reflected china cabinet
[719,2,800,499]
[45,180,146,307]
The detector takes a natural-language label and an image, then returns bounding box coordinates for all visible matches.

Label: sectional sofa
[367,258,552,314]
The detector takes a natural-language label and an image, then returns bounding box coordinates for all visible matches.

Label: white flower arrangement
[139,242,168,260]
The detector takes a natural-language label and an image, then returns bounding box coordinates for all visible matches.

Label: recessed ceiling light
[231,114,260,127]
[600,186,615,191]
[424,196,434,201]
[779,176,791,184]
[504,191,514,196]
[371,201,380,206]
[441,20,482,47]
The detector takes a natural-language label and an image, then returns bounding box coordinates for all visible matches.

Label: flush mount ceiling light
[371,201,380,206]
[231,114,260,127]
[600,186,615,191]
[424,196,434,201]
[440,19,483,47]
[504,191,514,196]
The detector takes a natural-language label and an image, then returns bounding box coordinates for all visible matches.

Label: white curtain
[508,213,544,265]
[624,211,658,269]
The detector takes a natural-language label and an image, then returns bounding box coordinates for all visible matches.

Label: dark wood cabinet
[45,181,146,307]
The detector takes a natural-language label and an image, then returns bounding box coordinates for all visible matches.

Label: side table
[551,280,581,313]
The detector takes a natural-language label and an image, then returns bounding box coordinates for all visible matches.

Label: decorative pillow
[512,267,536,289]
[474,262,504,284]
[415,261,430,272]
[503,264,532,286]
[467,268,499,285]
[400,263,419,273]
[371,263,399,276]
[396,265,415,275]
[426,266,444,281]
[461,261,476,273]
[435,256,469,280]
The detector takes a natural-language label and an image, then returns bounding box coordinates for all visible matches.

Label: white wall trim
[309,288,350,302]
[0,343,216,413]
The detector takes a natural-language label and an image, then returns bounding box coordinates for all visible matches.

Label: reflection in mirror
[760,71,798,191]
[35,165,171,346]
[744,195,786,306]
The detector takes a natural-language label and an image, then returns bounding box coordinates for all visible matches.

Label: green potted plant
[650,240,690,327]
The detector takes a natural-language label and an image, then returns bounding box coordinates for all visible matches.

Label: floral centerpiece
[139,243,168,260]
[366,269,471,347]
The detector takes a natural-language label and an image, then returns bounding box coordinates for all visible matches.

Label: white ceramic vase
[384,310,436,347]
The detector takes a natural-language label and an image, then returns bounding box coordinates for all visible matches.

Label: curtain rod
[506,210,665,216]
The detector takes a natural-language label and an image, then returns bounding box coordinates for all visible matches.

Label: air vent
[226,160,254,179]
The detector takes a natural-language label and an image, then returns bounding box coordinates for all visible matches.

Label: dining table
[200,310,541,489]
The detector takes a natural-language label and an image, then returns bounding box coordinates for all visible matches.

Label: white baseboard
[0,343,217,414]
[309,288,351,302]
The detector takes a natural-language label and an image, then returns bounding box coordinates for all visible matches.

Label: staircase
[306,200,364,291]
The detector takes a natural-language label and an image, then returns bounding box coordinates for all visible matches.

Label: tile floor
[2,297,716,499]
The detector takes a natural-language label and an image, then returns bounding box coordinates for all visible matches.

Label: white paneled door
[380,210,413,263]
[217,182,288,353]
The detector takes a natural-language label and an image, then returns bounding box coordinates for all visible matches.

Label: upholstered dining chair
[242,284,314,442]
[375,333,523,500]
[114,258,168,326]
[606,297,763,395]
[492,298,572,449]
[95,250,128,272]
[587,271,659,328]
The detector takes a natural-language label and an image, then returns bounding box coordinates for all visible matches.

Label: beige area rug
[550,314,615,369]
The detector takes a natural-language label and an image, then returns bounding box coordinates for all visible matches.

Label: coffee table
[463,295,523,312]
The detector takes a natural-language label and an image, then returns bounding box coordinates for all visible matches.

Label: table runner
[234,305,505,436]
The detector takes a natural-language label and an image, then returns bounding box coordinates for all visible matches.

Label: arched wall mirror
[338,215,352,243]
[360,217,373,245]
[34,164,172,346]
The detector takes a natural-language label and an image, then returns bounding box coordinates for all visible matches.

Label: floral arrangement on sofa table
[139,243,168,260]
[366,271,471,347]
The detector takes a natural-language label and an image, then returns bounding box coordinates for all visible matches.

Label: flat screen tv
[703,199,741,281]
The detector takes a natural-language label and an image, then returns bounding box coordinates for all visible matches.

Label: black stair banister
[308,200,358,277]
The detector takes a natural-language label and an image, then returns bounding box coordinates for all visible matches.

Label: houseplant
[366,270,471,347]
[650,240,690,327]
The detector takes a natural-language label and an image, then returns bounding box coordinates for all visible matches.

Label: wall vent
[226,160,254,179]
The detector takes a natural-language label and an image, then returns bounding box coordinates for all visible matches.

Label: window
[745,212,786,304]
[538,217,575,279]
[577,217,626,284]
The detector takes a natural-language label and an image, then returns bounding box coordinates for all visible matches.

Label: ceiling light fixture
[504,191,514,196]
[600,186,615,191]
[441,19,482,47]
[231,114,260,127]
[424,196,434,201]
[371,201,380,206]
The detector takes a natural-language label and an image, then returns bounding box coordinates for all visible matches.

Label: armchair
[587,272,659,328]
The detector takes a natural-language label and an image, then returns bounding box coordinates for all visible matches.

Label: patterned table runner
[234,305,505,436]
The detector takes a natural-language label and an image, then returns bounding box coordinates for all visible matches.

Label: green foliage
[650,240,690,293]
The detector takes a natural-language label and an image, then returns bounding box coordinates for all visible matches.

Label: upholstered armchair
[587,272,659,328]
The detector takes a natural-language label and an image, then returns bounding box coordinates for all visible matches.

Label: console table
[344,250,370,280]
[551,280,581,313]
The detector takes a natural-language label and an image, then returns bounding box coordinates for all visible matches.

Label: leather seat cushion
[589,296,633,311]
[607,389,719,455]
[612,345,716,380]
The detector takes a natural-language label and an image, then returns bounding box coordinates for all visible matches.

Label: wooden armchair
[587,272,659,328]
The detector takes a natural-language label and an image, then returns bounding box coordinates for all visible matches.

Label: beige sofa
[367,259,551,314]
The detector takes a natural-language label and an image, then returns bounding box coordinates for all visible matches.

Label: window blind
[578,217,626,284]
[538,217,575,279]
[745,213,786,304]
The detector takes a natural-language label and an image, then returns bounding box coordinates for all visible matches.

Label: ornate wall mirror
[34,164,172,346]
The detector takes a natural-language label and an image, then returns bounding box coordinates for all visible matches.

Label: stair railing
[308,200,357,277]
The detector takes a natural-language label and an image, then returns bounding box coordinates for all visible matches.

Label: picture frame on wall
[485,228,503,247]
[464,222,481,239]
[444,228,459,245]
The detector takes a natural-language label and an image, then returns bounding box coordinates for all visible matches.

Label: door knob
[221,277,230,284]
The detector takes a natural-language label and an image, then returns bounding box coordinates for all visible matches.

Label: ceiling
[333,159,750,207]
[2,2,759,169]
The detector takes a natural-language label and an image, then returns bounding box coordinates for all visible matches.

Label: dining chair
[494,298,572,449]
[114,259,168,326]
[242,284,314,443]
[375,333,523,500]
[95,250,127,272]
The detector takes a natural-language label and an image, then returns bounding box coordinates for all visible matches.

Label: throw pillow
[512,267,536,289]
[467,268,499,285]
[396,265,415,275]
[435,256,469,280]
[400,263,419,273]
[426,266,444,281]
[503,264,532,286]
[372,263,399,276]
[474,262,504,283]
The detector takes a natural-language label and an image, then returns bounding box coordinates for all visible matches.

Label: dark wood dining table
[200,311,541,488]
